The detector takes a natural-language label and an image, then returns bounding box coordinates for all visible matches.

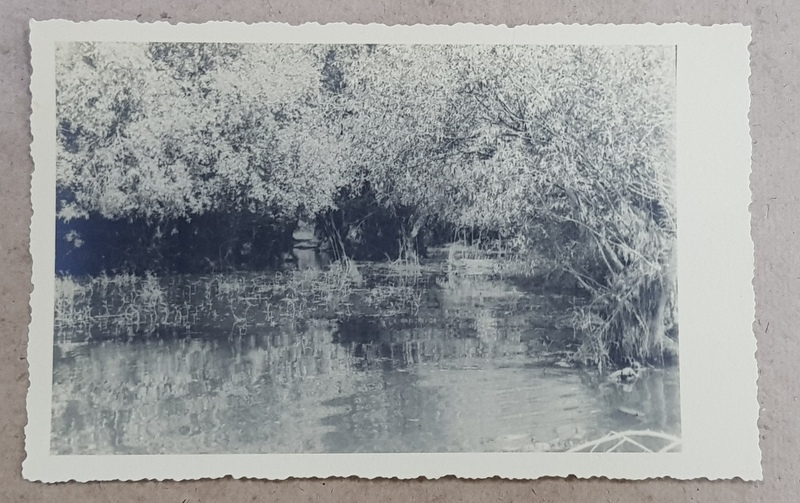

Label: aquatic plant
[54,261,379,343]
[53,276,93,342]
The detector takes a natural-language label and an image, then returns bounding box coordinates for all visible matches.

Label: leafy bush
[54,42,677,366]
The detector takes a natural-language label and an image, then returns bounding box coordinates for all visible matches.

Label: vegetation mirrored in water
[52,248,680,454]
[52,41,680,454]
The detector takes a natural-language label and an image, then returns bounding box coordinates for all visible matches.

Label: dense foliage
[55,42,677,367]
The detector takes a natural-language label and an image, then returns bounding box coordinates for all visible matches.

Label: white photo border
[26,20,759,482]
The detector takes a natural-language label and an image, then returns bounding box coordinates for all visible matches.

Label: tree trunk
[398,214,426,262]
[650,246,678,362]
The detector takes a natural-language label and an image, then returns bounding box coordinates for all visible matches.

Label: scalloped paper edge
[25,20,759,483]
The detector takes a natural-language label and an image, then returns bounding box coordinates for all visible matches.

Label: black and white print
[26,21,759,482]
[50,39,680,455]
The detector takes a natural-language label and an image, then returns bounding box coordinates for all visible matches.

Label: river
[50,251,680,454]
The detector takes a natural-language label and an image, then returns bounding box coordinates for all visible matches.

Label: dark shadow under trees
[53,41,678,368]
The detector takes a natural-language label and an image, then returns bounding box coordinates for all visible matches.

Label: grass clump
[53,262,369,343]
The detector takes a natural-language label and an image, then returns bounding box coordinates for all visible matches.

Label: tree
[454,45,678,366]
[55,41,678,365]
[323,44,488,257]
[56,42,351,223]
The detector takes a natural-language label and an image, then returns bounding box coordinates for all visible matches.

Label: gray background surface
[0,1,795,501]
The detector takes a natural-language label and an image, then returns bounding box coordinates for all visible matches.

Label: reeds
[54,242,677,371]
[53,262,408,343]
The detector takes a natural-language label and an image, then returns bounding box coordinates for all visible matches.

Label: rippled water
[51,257,680,454]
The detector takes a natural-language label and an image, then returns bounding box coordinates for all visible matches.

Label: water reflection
[51,262,680,454]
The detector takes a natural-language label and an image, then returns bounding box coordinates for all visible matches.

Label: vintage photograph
[26,21,759,482]
[49,39,680,455]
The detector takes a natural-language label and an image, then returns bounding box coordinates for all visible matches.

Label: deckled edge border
[24,20,760,483]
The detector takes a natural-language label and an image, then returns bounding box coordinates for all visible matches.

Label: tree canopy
[55,41,677,366]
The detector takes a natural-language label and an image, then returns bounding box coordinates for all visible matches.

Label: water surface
[51,257,680,454]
